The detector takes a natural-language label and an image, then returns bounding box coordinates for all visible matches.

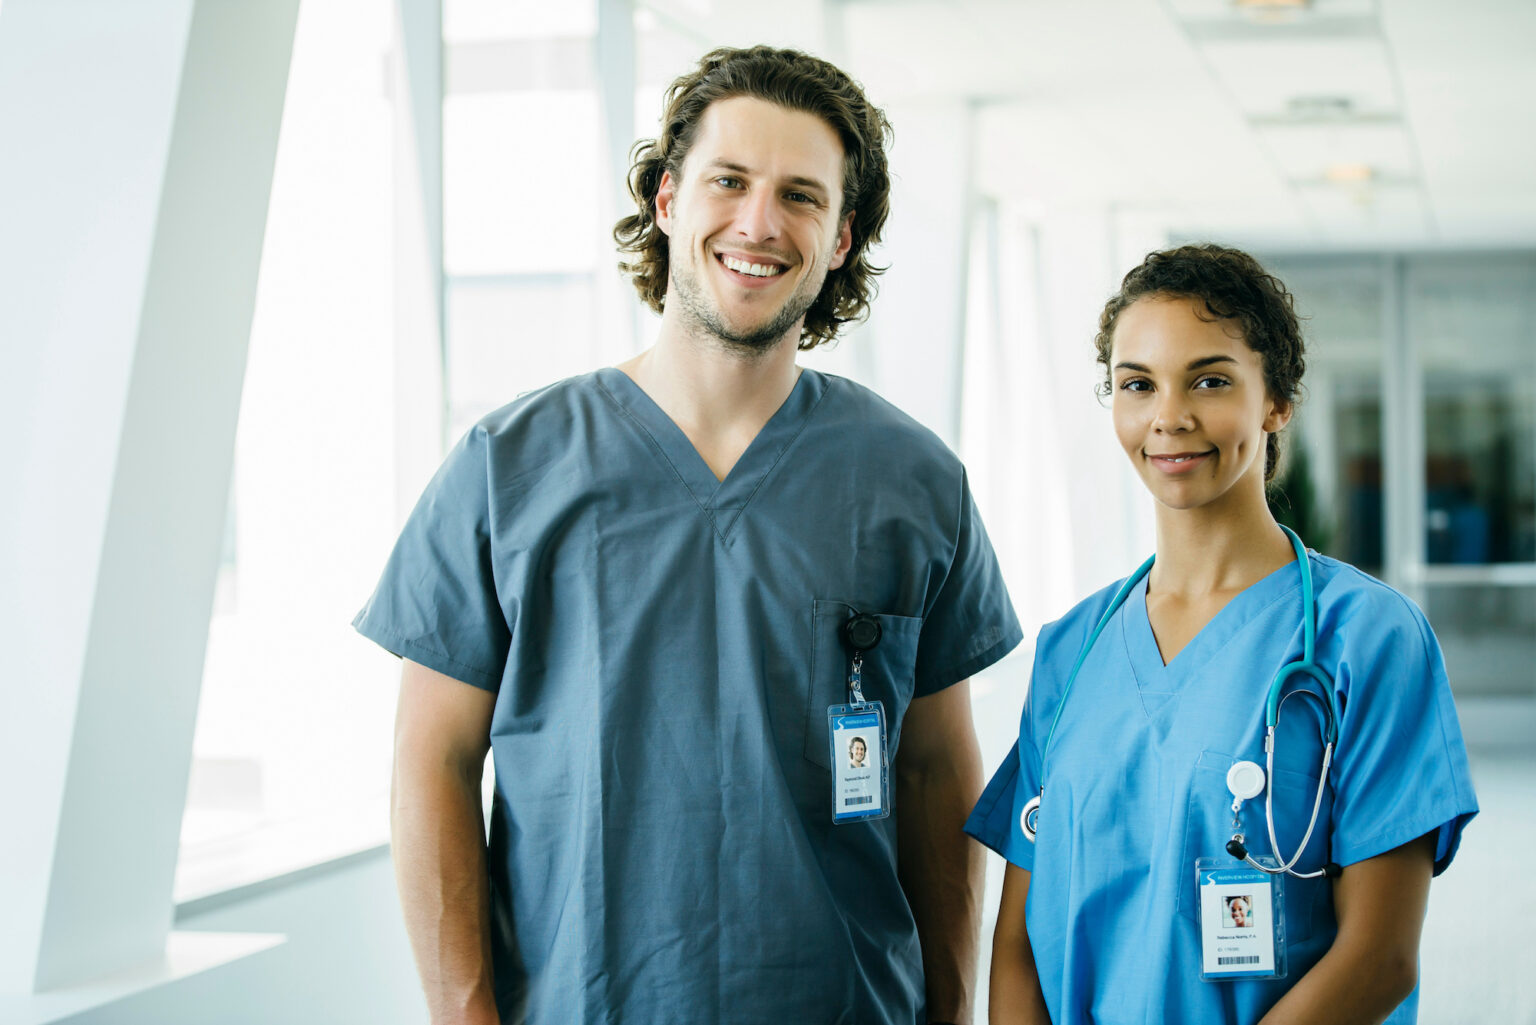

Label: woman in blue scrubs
[967,244,1478,1024]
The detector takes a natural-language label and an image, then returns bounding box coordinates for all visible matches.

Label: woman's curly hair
[613,45,892,350]
[1094,244,1306,482]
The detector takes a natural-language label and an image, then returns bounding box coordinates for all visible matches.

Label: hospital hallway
[969,655,1536,1025]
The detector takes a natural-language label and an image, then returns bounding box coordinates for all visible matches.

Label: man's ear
[655,170,677,237]
[828,211,854,271]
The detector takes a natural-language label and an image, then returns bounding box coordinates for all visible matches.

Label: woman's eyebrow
[1113,355,1239,373]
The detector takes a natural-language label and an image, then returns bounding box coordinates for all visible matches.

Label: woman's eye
[1194,376,1231,390]
[1119,378,1152,393]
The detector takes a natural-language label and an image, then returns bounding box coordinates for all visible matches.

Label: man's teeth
[721,255,783,277]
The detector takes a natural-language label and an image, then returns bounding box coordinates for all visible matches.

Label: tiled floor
[968,657,1535,1024]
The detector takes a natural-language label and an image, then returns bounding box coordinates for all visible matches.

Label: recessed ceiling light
[1288,95,1355,120]
[1324,162,1374,184]
[1233,0,1311,22]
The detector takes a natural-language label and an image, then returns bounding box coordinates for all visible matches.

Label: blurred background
[2,0,1532,1021]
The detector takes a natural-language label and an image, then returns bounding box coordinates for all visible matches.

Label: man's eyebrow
[704,160,753,176]
[783,175,832,195]
[1112,355,1239,373]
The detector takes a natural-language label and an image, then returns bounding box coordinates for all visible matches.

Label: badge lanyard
[829,612,890,824]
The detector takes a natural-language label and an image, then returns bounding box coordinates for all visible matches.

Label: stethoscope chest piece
[1020,792,1042,842]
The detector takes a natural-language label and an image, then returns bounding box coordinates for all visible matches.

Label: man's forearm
[897,748,986,1024]
[392,752,500,1025]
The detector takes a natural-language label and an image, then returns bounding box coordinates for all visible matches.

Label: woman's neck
[1149,488,1296,599]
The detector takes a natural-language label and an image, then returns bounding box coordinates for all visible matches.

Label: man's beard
[668,258,826,354]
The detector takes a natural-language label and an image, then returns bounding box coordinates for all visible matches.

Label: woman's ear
[1264,397,1293,434]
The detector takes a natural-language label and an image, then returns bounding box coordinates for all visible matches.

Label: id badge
[827,702,889,823]
[1196,857,1287,981]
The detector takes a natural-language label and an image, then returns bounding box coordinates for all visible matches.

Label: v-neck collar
[1124,557,1302,690]
[595,366,828,538]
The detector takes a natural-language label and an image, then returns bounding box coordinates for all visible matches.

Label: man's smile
[717,252,787,279]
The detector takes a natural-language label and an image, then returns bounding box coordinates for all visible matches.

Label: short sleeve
[352,426,510,692]
[912,471,1023,696]
[965,735,1041,871]
[1328,590,1478,875]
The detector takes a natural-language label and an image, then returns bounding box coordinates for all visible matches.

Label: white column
[595,0,641,363]
[1380,255,1423,599]
[392,0,448,515]
[0,0,298,993]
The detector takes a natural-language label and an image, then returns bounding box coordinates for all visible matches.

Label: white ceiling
[641,0,1536,252]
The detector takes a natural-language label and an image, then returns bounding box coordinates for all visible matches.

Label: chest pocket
[802,599,922,769]
[1175,749,1333,946]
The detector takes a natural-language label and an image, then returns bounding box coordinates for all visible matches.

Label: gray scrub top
[355,367,1022,1025]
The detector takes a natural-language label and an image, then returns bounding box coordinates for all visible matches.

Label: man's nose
[734,187,782,242]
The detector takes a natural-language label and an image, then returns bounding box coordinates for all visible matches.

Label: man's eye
[714,176,742,189]
[786,191,815,204]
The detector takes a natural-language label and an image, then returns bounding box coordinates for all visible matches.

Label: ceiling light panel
[842,0,1207,103]
[1199,36,1398,117]
[1256,119,1416,181]
[972,95,1292,210]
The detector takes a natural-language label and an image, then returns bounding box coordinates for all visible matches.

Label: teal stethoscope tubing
[1027,525,1342,878]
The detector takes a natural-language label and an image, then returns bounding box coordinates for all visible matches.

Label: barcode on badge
[1218,956,1260,965]
[846,796,873,806]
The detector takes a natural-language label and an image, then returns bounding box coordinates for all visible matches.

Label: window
[177,0,399,901]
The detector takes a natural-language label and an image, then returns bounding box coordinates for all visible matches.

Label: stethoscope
[1020,524,1343,880]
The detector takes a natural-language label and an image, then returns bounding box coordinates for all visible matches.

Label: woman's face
[1110,296,1289,516]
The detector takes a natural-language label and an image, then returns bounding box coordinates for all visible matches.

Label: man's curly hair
[1094,244,1306,483]
[613,45,892,350]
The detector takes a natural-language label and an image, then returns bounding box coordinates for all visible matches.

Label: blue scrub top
[967,554,1478,1025]
[357,367,1022,1025]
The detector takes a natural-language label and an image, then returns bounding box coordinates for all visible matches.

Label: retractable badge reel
[828,612,890,824]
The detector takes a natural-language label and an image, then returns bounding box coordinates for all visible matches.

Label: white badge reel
[1227,760,1265,802]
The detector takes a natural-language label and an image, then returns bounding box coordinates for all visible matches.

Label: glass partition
[1270,253,1536,701]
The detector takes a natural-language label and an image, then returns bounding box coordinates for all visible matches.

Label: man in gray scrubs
[356,45,1020,1025]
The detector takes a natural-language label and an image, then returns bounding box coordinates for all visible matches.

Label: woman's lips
[1148,450,1214,474]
